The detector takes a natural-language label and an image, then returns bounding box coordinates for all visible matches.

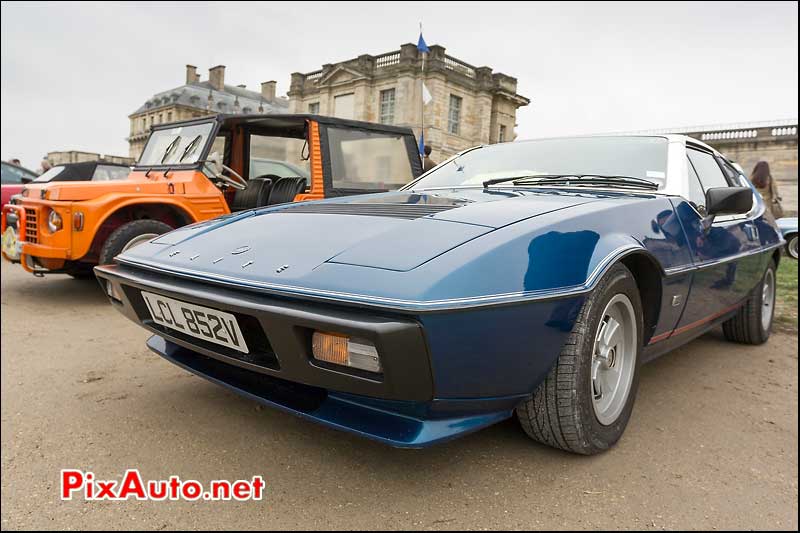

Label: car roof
[148,113,417,137]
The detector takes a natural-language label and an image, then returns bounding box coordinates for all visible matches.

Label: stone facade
[127,65,289,159]
[692,123,797,216]
[618,120,798,216]
[288,43,530,162]
[47,150,134,166]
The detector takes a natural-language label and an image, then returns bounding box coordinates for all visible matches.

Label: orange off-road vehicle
[1,114,423,277]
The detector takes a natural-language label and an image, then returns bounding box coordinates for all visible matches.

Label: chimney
[209,65,225,91]
[261,81,276,101]
[185,64,197,85]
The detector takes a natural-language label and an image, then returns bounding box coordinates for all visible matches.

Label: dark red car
[1,161,37,206]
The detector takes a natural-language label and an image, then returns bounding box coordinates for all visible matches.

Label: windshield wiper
[482,174,659,191]
[179,135,203,163]
[160,136,182,164]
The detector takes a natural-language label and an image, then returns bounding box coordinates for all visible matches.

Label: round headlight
[47,210,63,232]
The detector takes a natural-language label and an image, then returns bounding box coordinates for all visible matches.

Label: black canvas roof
[34,161,130,182]
[150,113,417,138]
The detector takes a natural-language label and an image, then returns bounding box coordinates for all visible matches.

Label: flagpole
[420,22,425,157]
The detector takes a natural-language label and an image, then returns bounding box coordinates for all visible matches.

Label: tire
[98,220,173,265]
[66,264,95,279]
[786,234,798,260]
[516,263,643,455]
[722,260,777,345]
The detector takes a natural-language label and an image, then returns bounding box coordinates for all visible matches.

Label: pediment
[317,65,367,87]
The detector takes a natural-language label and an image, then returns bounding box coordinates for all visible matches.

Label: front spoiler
[148,335,512,448]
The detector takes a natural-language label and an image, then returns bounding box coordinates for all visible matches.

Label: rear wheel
[722,260,777,345]
[516,263,643,455]
[98,220,173,265]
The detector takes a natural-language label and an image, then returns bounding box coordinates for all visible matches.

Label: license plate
[141,291,249,354]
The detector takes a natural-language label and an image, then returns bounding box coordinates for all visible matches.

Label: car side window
[1,164,25,184]
[686,156,707,215]
[687,148,731,190]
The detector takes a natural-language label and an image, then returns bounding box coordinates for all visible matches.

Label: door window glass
[686,156,707,215]
[687,148,730,189]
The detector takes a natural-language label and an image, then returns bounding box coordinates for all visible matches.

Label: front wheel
[516,263,643,455]
[722,260,777,345]
[98,220,173,265]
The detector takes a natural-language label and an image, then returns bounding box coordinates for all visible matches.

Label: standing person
[422,145,437,172]
[37,157,52,175]
[750,161,784,218]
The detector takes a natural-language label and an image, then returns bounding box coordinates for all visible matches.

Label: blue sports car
[96,135,783,454]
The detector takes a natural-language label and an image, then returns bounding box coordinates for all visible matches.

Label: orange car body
[1,114,422,275]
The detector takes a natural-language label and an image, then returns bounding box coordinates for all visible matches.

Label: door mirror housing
[705,186,753,216]
[205,151,224,177]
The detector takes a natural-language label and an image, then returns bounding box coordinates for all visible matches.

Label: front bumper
[95,263,517,447]
[1,203,70,272]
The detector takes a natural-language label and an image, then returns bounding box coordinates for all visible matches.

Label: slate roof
[130,80,289,116]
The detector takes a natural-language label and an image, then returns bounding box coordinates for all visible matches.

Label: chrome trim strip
[663,242,782,276]
[117,242,780,313]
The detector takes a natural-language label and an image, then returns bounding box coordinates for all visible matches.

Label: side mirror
[204,151,224,177]
[701,186,753,230]
[705,186,753,216]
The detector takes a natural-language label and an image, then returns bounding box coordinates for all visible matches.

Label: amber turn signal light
[73,212,84,231]
[311,332,382,373]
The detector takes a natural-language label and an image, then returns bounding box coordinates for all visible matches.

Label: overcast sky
[1,1,797,169]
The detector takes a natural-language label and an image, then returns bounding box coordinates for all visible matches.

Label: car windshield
[407,136,669,190]
[137,123,215,166]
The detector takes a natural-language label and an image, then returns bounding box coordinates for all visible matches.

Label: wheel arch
[86,202,194,260]
[772,246,783,267]
[617,250,665,346]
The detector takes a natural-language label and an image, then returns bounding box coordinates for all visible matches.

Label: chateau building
[127,65,289,159]
[287,43,530,161]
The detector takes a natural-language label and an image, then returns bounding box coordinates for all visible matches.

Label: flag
[417,31,430,54]
[422,82,432,105]
[418,131,425,157]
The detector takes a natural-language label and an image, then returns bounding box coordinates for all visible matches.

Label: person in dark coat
[422,145,437,172]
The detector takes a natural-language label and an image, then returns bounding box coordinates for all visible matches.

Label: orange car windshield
[138,123,214,166]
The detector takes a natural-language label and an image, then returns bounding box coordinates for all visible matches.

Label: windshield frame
[401,136,671,193]
[133,116,222,171]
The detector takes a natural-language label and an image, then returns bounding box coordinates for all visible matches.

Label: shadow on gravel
[2,272,108,307]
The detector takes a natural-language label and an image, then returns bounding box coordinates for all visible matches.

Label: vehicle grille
[280,202,457,220]
[24,208,38,243]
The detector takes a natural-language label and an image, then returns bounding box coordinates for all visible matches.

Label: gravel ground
[1,260,797,530]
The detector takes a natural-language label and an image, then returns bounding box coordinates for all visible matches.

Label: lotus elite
[96,135,783,454]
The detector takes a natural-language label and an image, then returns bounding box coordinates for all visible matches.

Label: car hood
[119,188,602,283]
[21,178,166,202]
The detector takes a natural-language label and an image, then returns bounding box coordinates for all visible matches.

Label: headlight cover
[47,209,63,232]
